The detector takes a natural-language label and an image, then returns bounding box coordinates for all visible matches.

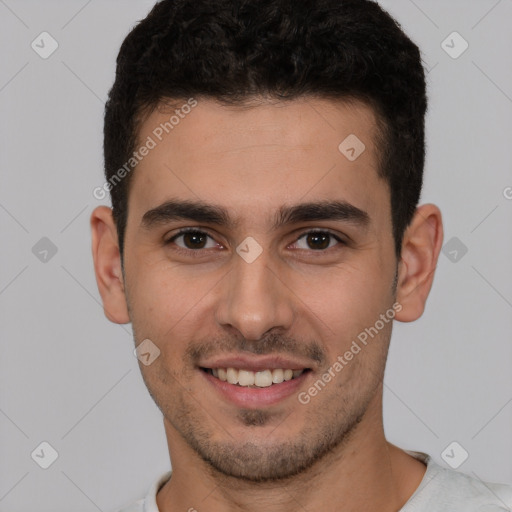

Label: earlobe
[90,206,130,324]
[394,204,444,323]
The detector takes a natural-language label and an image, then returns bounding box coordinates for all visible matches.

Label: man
[91,0,512,510]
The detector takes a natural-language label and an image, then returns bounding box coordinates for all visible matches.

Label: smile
[202,367,308,388]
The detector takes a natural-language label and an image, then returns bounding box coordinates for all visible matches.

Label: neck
[157,392,426,512]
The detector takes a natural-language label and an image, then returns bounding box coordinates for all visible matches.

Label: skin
[91,96,443,512]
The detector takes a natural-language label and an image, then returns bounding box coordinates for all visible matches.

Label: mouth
[200,367,311,388]
[198,355,315,408]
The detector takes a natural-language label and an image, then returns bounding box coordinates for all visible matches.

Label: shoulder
[435,466,512,509]
[112,470,172,512]
[112,498,145,512]
[403,451,512,511]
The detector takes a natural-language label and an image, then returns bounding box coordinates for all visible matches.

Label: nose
[214,246,295,341]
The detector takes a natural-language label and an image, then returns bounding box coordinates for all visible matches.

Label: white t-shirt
[115,451,512,512]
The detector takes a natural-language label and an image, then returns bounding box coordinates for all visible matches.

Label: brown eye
[182,231,208,249]
[293,231,343,251]
[167,230,218,250]
[305,232,330,250]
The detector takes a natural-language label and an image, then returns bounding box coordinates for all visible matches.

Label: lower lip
[201,369,310,408]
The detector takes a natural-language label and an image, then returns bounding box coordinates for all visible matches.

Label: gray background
[0,1,511,511]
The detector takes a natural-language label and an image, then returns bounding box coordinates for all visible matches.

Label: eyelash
[164,228,346,256]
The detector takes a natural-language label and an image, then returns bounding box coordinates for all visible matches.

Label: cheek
[125,260,222,350]
[298,262,392,333]
[125,262,182,339]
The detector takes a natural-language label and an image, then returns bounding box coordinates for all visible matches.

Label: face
[120,97,399,480]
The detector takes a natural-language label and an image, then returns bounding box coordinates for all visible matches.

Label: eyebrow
[140,198,370,231]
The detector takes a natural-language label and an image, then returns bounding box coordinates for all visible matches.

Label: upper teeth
[210,368,304,387]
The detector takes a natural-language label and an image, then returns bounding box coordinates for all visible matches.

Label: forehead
[127,96,389,230]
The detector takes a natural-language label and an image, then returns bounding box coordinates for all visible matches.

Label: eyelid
[295,228,345,239]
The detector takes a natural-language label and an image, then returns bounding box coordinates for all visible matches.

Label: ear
[90,206,130,324]
[394,204,443,322]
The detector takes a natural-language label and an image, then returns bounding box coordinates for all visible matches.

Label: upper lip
[199,354,314,372]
